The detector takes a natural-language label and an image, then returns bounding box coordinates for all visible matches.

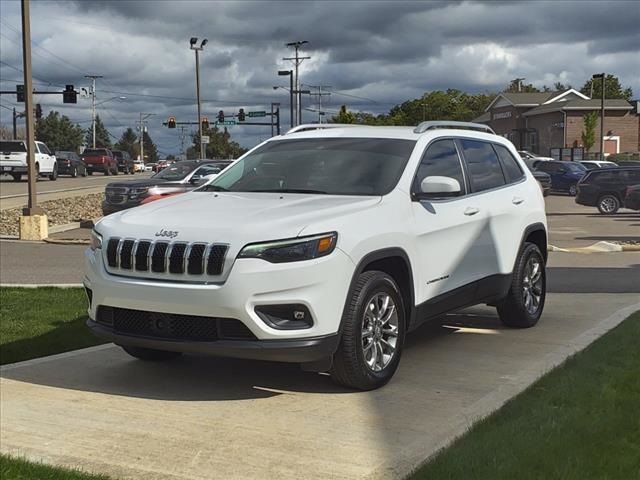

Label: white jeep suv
[85,121,547,390]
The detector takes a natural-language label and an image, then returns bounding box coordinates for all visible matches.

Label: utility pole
[138,113,154,163]
[190,37,207,159]
[592,73,606,161]
[284,41,310,127]
[306,85,331,123]
[20,0,43,220]
[13,107,18,139]
[85,75,102,148]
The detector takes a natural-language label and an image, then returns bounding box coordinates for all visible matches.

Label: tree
[140,130,159,163]
[85,115,112,148]
[114,128,138,159]
[187,125,246,159]
[581,111,598,152]
[332,105,356,124]
[580,74,633,100]
[35,111,84,151]
[166,154,176,161]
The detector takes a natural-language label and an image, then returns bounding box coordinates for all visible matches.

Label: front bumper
[84,245,354,359]
[87,319,339,362]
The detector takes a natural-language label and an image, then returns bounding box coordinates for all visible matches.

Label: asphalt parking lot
[0,195,639,479]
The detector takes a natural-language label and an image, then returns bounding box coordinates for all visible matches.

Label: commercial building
[474,89,640,159]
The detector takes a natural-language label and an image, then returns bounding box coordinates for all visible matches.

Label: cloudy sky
[1,0,639,155]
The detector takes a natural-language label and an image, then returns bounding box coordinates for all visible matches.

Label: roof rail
[413,121,495,134]
[285,124,364,134]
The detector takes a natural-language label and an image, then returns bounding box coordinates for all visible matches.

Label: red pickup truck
[82,148,118,175]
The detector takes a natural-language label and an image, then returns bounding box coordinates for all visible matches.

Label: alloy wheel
[522,256,543,315]
[599,196,617,214]
[361,292,399,372]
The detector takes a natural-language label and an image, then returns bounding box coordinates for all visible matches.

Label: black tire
[81,167,87,177]
[11,174,21,181]
[497,242,546,328]
[330,271,406,390]
[104,168,110,176]
[568,184,577,196]
[71,166,78,178]
[49,163,58,181]
[87,170,93,175]
[113,166,119,175]
[121,345,182,361]
[597,194,620,214]
[542,189,549,197]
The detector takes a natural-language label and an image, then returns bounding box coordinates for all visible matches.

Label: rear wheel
[498,242,545,328]
[568,184,577,196]
[71,166,78,178]
[597,194,620,214]
[104,168,110,176]
[87,170,93,175]
[11,174,21,181]
[81,166,87,177]
[330,271,405,390]
[121,345,182,361]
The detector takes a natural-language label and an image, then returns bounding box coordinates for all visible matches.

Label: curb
[549,241,640,253]
[0,283,83,288]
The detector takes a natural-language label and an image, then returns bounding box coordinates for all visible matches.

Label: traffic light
[35,104,42,119]
[167,116,176,128]
[238,108,245,121]
[201,117,209,130]
[62,85,77,104]
[16,84,24,102]
[217,110,224,123]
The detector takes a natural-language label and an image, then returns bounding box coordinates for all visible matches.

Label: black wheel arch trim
[340,247,416,336]
[518,222,548,265]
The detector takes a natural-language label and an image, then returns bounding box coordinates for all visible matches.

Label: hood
[106,178,171,188]
[98,191,381,246]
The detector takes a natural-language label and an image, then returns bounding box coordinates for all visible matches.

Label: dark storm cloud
[1,0,639,153]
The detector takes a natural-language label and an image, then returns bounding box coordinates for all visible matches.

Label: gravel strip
[0,193,103,237]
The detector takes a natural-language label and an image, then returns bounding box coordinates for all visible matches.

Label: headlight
[238,232,337,263]
[90,230,102,251]
[129,187,149,199]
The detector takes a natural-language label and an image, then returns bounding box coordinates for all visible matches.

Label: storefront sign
[492,111,512,120]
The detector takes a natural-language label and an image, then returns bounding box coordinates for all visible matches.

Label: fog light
[255,304,313,330]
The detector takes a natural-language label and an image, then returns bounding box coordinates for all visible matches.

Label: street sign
[215,120,236,126]
[201,135,210,144]
[248,111,266,117]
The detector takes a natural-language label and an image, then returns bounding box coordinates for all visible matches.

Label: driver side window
[412,139,466,195]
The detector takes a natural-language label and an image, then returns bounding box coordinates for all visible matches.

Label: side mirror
[418,176,461,198]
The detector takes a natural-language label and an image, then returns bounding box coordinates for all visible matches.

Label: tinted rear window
[460,139,506,192]
[1,141,26,152]
[494,144,524,183]
[83,149,108,155]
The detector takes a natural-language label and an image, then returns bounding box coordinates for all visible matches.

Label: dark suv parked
[575,167,640,213]
[112,150,135,174]
[533,160,587,196]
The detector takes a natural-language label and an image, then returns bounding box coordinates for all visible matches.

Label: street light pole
[190,37,207,159]
[85,75,103,148]
[284,41,310,127]
[592,73,606,161]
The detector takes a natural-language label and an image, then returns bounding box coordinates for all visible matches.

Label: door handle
[512,196,525,205]
[464,207,480,216]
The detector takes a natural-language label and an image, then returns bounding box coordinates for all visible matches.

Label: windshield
[152,161,199,181]
[565,162,586,173]
[1,141,26,153]
[200,138,416,195]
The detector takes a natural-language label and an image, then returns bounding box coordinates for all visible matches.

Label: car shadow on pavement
[1,309,502,402]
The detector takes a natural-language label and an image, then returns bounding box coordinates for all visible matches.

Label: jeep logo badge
[155,229,179,238]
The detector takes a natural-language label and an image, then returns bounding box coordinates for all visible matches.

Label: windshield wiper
[199,185,228,192]
[247,188,328,194]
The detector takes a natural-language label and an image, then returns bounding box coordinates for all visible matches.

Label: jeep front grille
[105,186,128,205]
[106,238,228,276]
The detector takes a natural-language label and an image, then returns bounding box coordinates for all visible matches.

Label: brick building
[474,89,640,158]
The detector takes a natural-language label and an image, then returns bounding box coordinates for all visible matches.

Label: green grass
[0,287,105,365]
[411,311,640,480]
[0,455,112,480]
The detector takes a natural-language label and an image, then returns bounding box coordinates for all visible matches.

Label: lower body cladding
[84,247,354,364]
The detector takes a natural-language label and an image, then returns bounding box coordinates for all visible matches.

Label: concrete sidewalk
[2,293,639,480]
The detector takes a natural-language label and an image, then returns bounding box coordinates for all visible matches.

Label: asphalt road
[0,171,153,210]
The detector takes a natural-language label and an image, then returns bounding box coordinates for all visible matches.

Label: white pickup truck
[0,140,58,181]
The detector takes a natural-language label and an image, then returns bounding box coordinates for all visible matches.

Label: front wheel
[498,242,545,328]
[104,168,110,176]
[568,184,577,196]
[121,345,182,361]
[11,174,22,181]
[330,271,405,390]
[87,170,93,175]
[71,166,78,178]
[597,194,620,214]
